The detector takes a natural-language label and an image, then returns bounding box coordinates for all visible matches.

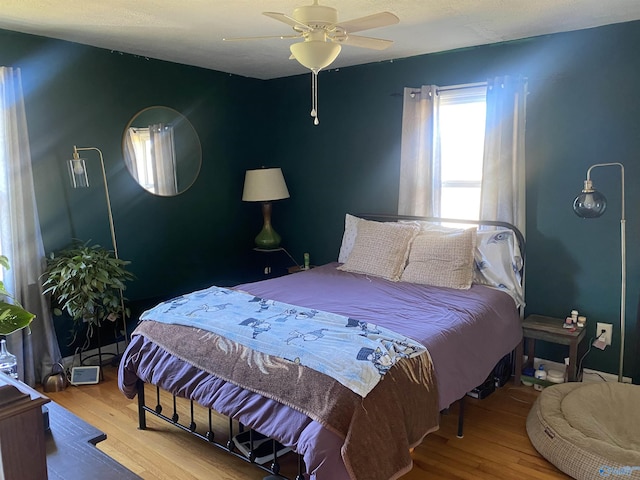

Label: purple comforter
[119,263,522,480]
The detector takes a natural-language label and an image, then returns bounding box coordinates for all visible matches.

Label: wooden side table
[514,314,587,385]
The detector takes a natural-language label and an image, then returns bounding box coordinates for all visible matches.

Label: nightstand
[514,314,587,385]
[287,265,314,274]
[251,247,301,278]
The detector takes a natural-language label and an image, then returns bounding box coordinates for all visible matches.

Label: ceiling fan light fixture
[290,40,341,72]
[226,2,399,124]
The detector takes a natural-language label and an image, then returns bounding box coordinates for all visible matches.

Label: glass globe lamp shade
[573,189,607,218]
[290,41,341,72]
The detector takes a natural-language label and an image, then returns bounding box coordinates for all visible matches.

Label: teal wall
[269,23,640,382]
[0,29,271,351]
[1,21,639,380]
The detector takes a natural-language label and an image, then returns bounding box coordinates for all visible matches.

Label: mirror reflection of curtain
[124,123,178,196]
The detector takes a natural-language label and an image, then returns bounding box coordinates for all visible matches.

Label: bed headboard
[358,214,525,259]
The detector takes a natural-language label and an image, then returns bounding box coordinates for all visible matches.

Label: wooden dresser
[0,372,140,480]
[0,372,49,479]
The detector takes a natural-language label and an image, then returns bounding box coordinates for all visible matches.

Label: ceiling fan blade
[223,34,302,41]
[337,12,399,33]
[337,34,393,50]
[263,11,311,31]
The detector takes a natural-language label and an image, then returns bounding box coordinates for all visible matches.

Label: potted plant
[0,255,35,335]
[42,241,134,345]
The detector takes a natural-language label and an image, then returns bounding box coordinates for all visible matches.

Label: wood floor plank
[40,366,570,479]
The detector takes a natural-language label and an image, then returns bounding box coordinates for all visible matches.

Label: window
[400,77,526,232]
[438,85,487,220]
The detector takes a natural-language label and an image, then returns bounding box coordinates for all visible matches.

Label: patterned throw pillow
[400,228,477,289]
[337,219,419,281]
[473,229,524,306]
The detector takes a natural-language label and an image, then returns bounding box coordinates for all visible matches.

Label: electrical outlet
[596,322,613,346]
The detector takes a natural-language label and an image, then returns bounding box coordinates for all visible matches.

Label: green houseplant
[0,255,36,335]
[42,242,134,343]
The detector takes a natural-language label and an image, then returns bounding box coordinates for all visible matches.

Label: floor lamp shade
[572,162,626,382]
[242,168,290,249]
[573,179,607,218]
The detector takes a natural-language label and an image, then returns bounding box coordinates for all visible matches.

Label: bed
[118,214,525,480]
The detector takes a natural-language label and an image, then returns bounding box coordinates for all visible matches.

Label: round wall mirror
[122,106,201,196]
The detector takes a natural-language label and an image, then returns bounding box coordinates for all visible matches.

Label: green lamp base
[254,224,281,249]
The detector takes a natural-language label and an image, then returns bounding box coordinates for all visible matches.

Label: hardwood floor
[40,366,569,479]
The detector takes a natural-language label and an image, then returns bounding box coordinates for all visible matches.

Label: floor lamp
[572,162,625,382]
[68,146,128,353]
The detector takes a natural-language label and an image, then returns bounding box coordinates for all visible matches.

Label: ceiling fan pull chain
[311,70,319,125]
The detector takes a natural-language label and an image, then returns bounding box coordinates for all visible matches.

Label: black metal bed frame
[132,214,525,478]
[136,380,304,480]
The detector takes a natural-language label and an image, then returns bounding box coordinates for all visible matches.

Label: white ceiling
[2,0,640,80]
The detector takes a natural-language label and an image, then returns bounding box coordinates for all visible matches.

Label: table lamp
[242,168,290,249]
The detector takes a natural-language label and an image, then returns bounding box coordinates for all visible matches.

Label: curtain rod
[437,81,487,92]
[391,81,487,97]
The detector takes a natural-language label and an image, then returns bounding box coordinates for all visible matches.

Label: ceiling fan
[224,1,399,124]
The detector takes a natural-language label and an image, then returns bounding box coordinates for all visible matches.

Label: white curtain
[398,85,441,216]
[479,76,528,236]
[0,66,61,386]
[123,128,141,184]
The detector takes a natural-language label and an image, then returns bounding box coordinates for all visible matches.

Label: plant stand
[78,323,123,381]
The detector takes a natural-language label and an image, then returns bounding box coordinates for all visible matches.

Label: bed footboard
[135,380,304,480]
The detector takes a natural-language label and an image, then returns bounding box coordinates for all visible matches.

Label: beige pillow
[401,228,476,289]
[337,219,419,281]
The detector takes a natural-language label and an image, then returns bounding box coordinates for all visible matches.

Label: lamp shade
[573,189,607,218]
[290,41,341,72]
[242,168,290,202]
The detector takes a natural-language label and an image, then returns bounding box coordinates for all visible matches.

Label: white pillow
[337,219,419,281]
[338,213,360,263]
[400,229,476,289]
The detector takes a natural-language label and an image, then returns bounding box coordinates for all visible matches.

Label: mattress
[234,263,522,410]
[119,262,521,480]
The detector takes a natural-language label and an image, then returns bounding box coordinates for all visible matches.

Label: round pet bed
[527,382,640,479]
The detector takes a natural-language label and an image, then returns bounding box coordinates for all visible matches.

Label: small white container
[534,365,547,391]
[547,369,565,384]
